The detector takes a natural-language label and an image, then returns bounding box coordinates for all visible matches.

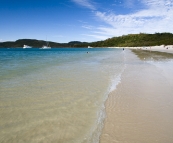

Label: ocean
[0,48,125,143]
[1,48,173,143]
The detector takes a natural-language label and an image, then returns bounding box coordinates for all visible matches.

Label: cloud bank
[73,0,173,40]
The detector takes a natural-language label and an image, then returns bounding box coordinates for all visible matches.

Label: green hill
[0,39,85,48]
[1,33,173,48]
[77,32,173,47]
[0,39,61,48]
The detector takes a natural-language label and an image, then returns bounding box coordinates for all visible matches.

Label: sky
[0,0,173,43]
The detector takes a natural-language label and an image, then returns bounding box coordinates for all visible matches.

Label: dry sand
[100,49,173,143]
[127,45,173,54]
[110,45,173,54]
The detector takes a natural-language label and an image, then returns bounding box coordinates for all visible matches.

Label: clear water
[0,48,125,143]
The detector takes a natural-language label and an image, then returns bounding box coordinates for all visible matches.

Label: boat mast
[46,36,49,47]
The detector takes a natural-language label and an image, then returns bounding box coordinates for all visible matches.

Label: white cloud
[82,25,93,29]
[72,0,96,10]
[73,0,173,41]
[93,0,173,39]
[0,39,3,42]
[82,34,109,40]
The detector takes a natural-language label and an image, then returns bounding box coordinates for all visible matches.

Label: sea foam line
[88,66,126,143]
[87,51,127,143]
[109,74,121,93]
[109,59,126,94]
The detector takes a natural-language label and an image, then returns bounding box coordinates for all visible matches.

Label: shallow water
[0,48,125,143]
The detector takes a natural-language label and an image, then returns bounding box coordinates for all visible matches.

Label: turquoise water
[0,48,125,143]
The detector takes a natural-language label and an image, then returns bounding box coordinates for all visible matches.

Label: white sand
[109,45,173,54]
[125,45,173,54]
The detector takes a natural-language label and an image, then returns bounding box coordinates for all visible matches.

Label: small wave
[83,49,127,143]
[85,75,123,143]
[86,106,106,143]
[87,65,126,143]
[109,62,126,93]
[109,74,121,93]
[108,50,127,93]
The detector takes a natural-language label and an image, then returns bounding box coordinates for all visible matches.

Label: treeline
[76,32,173,47]
[0,39,86,48]
[1,33,173,48]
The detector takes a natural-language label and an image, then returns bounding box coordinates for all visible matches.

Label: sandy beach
[127,45,173,54]
[110,45,173,54]
[100,49,173,143]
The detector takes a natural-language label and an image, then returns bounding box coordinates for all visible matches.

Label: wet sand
[100,50,173,143]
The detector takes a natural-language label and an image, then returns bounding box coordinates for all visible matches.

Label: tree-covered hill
[1,33,173,48]
[0,39,60,48]
[0,39,85,48]
[77,32,173,47]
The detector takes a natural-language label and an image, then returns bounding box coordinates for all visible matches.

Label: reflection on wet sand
[131,49,173,61]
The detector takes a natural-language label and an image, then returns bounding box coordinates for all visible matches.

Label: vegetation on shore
[1,33,173,48]
[0,39,87,48]
[79,32,173,47]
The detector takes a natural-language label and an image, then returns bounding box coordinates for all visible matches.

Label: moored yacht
[23,45,32,48]
[41,45,51,49]
[40,38,51,49]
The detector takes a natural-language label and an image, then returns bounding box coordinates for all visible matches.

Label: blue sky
[0,0,173,43]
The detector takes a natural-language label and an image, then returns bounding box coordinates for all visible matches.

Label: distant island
[1,33,173,48]
[0,39,87,48]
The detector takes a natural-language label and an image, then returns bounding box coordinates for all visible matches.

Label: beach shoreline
[100,49,173,143]
[109,45,173,54]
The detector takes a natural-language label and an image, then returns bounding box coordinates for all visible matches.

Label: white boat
[88,46,92,48]
[41,38,51,49]
[41,45,51,49]
[23,45,32,48]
